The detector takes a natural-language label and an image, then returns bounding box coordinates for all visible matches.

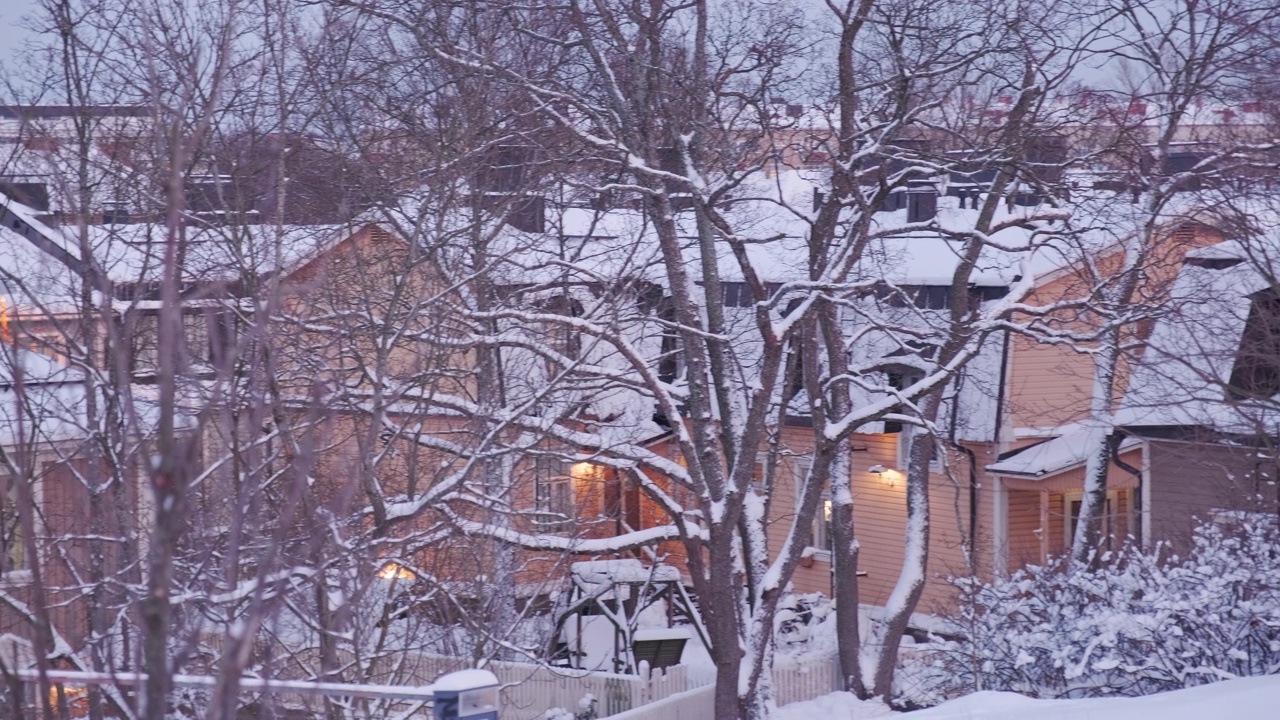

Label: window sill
[0,569,32,586]
[802,548,832,564]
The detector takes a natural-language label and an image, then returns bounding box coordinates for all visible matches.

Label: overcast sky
[0,0,36,65]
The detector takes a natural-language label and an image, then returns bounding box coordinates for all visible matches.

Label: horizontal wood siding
[1148,439,1269,554]
[771,432,994,612]
[1006,489,1043,569]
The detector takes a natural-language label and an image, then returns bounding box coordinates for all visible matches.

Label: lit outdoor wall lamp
[868,464,898,487]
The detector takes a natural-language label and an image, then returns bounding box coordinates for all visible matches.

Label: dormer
[1227,290,1280,401]
[657,146,696,212]
[474,145,546,232]
[0,179,50,212]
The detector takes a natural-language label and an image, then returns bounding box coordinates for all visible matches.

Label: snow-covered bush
[774,592,839,663]
[906,517,1280,704]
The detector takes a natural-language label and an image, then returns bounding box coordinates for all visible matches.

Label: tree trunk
[868,391,942,698]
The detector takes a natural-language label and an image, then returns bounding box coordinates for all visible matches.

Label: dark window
[591,189,615,211]
[915,286,949,309]
[508,195,546,233]
[879,285,951,310]
[172,309,240,370]
[906,189,937,223]
[127,311,160,376]
[185,176,234,213]
[1027,135,1067,185]
[0,182,50,212]
[722,282,781,308]
[972,285,1010,302]
[658,332,682,383]
[476,193,545,233]
[1,478,25,573]
[476,145,534,194]
[883,370,922,434]
[657,146,684,187]
[539,296,583,371]
[653,295,683,383]
[1162,152,1203,175]
[657,146,695,211]
[207,310,239,366]
[474,146,545,231]
[886,368,940,468]
[668,194,698,212]
[787,340,806,397]
[102,201,131,224]
[1228,292,1280,400]
[880,190,906,213]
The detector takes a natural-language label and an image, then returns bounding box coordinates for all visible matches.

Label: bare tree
[1054,0,1280,564]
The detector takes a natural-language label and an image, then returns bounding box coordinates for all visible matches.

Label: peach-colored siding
[766,431,996,613]
[1007,224,1225,433]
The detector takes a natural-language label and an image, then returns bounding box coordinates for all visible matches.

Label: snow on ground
[905,675,1280,720]
[770,692,897,720]
[772,675,1280,719]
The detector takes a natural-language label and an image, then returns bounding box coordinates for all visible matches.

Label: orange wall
[767,431,995,613]
[1007,224,1225,434]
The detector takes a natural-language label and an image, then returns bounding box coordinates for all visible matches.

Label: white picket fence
[394,652,701,720]
[606,684,716,720]
[587,653,843,720]
[773,653,843,707]
[231,646,837,719]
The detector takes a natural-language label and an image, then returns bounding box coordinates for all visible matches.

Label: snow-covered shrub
[906,517,1280,704]
[775,592,837,660]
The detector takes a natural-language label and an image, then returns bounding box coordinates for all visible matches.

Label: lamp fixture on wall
[868,464,889,474]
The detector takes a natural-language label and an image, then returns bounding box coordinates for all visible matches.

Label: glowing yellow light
[570,462,599,480]
[376,562,416,580]
[822,500,832,522]
[47,684,87,716]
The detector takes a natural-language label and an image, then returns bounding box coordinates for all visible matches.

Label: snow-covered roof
[0,347,188,449]
[987,424,1141,477]
[473,169,1086,292]
[83,222,361,285]
[0,189,364,290]
[0,224,81,312]
[0,347,90,447]
[1114,232,1280,434]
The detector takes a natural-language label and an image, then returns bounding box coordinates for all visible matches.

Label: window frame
[1063,490,1117,551]
[897,424,942,474]
[533,456,575,533]
[793,457,832,558]
[0,474,30,581]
